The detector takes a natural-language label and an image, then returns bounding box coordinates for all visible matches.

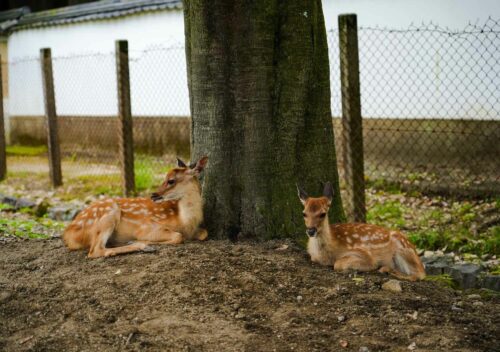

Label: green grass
[366,199,407,228]
[424,274,458,289]
[6,145,47,156]
[0,217,64,239]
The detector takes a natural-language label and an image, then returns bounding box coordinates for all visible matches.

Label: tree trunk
[183,0,345,240]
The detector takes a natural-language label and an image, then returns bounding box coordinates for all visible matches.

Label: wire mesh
[329,18,500,202]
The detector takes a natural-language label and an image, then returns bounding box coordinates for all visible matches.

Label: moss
[424,274,458,289]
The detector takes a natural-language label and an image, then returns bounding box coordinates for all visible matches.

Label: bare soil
[0,238,498,352]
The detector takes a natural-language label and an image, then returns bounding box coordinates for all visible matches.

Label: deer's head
[151,156,208,202]
[297,182,334,237]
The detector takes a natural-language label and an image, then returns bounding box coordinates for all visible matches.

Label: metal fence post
[338,14,366,222]
[115,40,135,196]
[0,55,6,181]
[40,48,63,187]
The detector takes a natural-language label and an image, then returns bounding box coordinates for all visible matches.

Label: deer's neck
[177,183,203,238]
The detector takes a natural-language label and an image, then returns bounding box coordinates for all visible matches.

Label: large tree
[183,0,344,240]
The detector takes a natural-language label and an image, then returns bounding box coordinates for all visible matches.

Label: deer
[297,182,426,281]
[63,156,209,258]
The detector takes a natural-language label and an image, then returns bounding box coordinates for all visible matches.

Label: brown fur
[300,195,425,281]
[63,157,208,258]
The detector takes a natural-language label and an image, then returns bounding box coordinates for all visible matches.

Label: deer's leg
[194,228,208,241]
[334,249,377,272]
[138,226,184,245]
[87,205,148,258]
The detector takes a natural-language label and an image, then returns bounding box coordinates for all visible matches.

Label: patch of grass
[365,178,402,194]
[424,274,458,289]
[134,157,163,192]
[0,217,64,239]
[367,200,406,228]
[6,145,47,156]
[408,226,499,256]
[0,203,15,211]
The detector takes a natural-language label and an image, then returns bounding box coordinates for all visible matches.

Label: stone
[337,315,346,322]
[48,206,82,221]
[1,195,18,207]
[481,275,500,291]
[450,263,483,289]
[472,301,484,307]
[382,280,402,293]
[296,295,303,302]
[425,261,452,275]
[359,347,370,352]
[466,294,481,300]
[16,198,36,209]
[35,200,51,217]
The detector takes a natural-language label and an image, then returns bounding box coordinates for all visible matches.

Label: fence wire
[2,19,499,206]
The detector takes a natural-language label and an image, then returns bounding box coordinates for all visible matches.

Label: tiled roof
[0,7,30,34]
[6,0,182,32]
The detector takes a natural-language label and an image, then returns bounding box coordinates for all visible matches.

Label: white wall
[7,1,500,120]
[8,10,189,116]
[324,0,500,119]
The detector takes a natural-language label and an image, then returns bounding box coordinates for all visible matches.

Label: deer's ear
[323,182,334,205]
[297,184,308,205]
[189,156,208,175]
[177,158,187,168]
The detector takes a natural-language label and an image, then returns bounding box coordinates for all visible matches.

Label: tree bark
[183,0,345,240]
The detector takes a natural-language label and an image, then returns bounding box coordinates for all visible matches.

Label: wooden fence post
[115,40,135,196]
[40,48,62,187]
[0,55,6,181]
[338,14,366,222]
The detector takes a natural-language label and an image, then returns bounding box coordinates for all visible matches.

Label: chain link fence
[2,19,499,206]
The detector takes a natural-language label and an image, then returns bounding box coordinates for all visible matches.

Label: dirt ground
[0,238,498,352]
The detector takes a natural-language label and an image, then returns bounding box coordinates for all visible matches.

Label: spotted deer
[63,156,209,258]
[297,182,425,281]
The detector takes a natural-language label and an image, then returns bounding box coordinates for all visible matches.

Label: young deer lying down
[297,183,425,281]
[63,157,209,258]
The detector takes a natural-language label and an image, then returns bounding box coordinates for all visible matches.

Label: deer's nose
[306,227,317,237]
[151,192,162,202]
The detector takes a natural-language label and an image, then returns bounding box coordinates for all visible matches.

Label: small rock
[115,269,122,275]
[359,347,370,352]
[408,342,417,350]
[276,244,289,251]
[48,206,82,221]
[337,315,345,322]
[472,301,484,307]
[406,311,418,320]
[382,280,402,293]
[339,339,348,348]
[466,294,481,300]
[296,295,303,302]
[209,276,216,281]
[0,291,12,302]
[451,305,464,312]
[235,313,246,320]
[1,195,17,207]
[16,198,36,209]
[481,275,500,292]
[423,250,435,258]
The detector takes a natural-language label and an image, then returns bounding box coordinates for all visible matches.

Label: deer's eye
[319,213,326,218]
[167,179,176,185]
[302,212,307,217]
